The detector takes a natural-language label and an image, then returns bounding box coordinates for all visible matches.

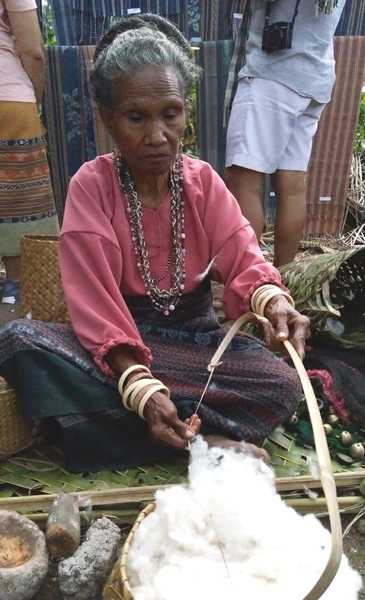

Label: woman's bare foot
[204,435,269,462]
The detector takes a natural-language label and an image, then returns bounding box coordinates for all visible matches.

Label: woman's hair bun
[94,13,192,62]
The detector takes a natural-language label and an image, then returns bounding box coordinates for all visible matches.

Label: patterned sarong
[0,102,59,256]
[0,281,301,472]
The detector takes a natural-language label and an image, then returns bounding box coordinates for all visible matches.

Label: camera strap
[264,0,302,27]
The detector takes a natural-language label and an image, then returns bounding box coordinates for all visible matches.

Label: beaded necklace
[113,152,186,316]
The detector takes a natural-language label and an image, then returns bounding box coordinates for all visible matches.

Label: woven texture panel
[0,377,33,458]
[305,37,365,236]
[20,235,70,324]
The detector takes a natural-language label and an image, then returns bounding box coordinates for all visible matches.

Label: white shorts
[225,78,326,174]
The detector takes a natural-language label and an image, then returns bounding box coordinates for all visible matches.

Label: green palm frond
[280,248,363,309]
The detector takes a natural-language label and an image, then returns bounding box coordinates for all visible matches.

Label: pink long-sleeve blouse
[60,153,284,375]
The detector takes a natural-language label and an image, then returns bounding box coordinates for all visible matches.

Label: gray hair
[91,26,201,110]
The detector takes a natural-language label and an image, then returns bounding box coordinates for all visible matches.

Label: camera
[262,21,294,53]
[261,0,301,54]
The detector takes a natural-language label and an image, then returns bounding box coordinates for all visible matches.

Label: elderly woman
[0,15,309,472]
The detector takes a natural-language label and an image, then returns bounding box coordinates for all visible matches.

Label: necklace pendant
[164,309,170,316]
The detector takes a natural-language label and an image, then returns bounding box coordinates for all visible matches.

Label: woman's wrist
[251,284,294,316]
[117,364,169,419]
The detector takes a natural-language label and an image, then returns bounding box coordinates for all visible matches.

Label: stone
[0,510,48,600]
[58,517,121,600]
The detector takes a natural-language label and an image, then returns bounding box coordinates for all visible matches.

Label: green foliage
[183,82,199,158]
[40,0,56,46]
[354,92,365,155]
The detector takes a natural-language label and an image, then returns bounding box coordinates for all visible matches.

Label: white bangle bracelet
[124,377,157,412]
[118,364,151,397]
[257,290,286,316]
[122,377,169,419]
[251,284,295,316]
[251,284,283,313]
[137,383,169,420]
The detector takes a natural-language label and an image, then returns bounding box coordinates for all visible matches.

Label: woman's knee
[274,363,302,413]
[0,318,31,349]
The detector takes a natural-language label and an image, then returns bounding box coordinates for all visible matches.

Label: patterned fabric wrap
[222,1,250,127]
[201,0,249,42]
[48,0,255,44]
[0,136,58,255]
[50,0,188,45]
[305,37,365,235]
[45,46,97,221]
[0,291,301,471]
[336,0,365,36]
[197,40,234,175]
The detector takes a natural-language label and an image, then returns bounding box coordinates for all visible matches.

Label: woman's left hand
[261,295,310,359]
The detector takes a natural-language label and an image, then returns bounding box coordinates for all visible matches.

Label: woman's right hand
[144,392,201,450]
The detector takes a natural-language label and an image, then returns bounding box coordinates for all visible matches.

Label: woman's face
[103,65,186,177]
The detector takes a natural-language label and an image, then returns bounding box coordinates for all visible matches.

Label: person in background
[225,0,346,267]
[0,0,58,304]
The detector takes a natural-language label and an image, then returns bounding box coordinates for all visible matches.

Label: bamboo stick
[286,496,364,514]
[0,485,162,513]
[24,509,139,528]
[0,469,363,514]
[275,470,365,492]
[22,496,365,527]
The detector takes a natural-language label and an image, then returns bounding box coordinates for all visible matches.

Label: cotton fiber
[128,437,362,600]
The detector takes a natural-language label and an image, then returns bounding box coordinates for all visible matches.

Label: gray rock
[0,510,48,600]
[58,517,121,600]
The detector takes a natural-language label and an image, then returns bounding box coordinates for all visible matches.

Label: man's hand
[144,392,201,450]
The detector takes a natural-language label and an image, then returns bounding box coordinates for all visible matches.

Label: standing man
[225,0,346,266]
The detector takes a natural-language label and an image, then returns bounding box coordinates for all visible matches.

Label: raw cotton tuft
[128,438,361,600]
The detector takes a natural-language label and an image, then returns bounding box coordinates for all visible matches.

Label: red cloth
[307,369,350,423]
[60,154,284,374]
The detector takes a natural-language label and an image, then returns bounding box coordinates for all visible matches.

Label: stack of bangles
[251,284,295,316]
[118,364,169,420]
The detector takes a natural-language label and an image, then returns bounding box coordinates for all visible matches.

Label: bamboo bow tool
[190,312,343,600]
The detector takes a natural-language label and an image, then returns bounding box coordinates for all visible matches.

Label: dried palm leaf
[279,247,365,345]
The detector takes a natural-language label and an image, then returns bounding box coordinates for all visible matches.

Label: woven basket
[0,377,33,458]
[20,235,70,323]
[103,503,155,600]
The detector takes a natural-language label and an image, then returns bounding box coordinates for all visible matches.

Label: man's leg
[272,99,326,267]
[225,166,266,241]
[225,79,301,242]
[271,170,306,267]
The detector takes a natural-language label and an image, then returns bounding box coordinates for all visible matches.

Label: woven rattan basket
[103,503,155,600]
[0,377,33,457]
[20,234,69,323]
